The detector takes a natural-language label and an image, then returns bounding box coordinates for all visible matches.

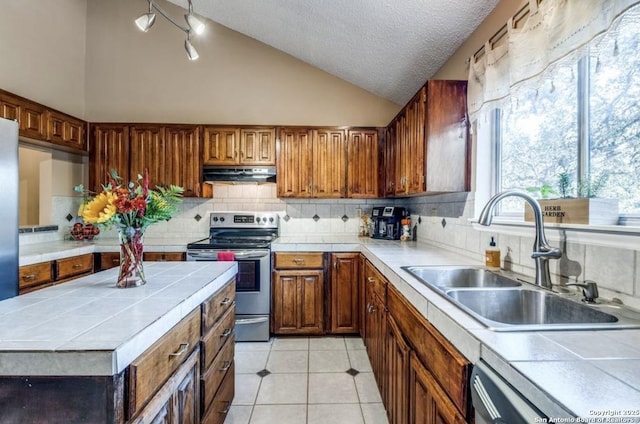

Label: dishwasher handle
[471,361,548,424]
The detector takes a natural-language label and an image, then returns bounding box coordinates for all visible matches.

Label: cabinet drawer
[201,305,235,371]
[202,280,236,334]
[274,252,323,269]
[128,308,201,418]
[143,252,186,262]
[387,284,470,418]
[19,262,53,290]
[201,362,234,424]
[363,260,386,302]
[56,254,93,280]
[99,252,120,270]
[201,334,234,417]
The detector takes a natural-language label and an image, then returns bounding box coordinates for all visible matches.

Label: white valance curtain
[468,0,640,116]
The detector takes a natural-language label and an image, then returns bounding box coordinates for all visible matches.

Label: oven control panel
[210,212,279,228]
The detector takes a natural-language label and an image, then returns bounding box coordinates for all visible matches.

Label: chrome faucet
[478,190,562,289]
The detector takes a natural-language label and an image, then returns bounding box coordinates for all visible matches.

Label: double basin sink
[402,266,640,331]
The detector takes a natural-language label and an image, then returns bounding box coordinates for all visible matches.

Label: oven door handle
[233,251,270,260]
[235,317,269,325]
[186,251,219,260]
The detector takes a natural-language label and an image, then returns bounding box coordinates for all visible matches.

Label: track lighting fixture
[135,0,204,60]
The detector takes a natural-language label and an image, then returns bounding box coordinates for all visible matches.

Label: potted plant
[524,172,619,225]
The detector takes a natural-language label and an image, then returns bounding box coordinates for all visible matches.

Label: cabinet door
[47,110,86,151]
[0,90,21,122]
[408,88,426,194]
[313,129,346,198]
[89,124,130,193]
[276,128,313,198]
[165,125,201,197]
[240,128,276,165]
[383,125,396,197]
[272,270,324,335]
[203,127,239,165]
[20,99,47,140]
[425,80,470,193]
[394,115,407,195]
[173,358,199,424]
[347,130,379,198]
[330,253,359,334]
[409,352,465,424]
[130,125,166,190]
[386,315,409,424]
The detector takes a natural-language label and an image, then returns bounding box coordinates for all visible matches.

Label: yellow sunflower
[79,191,117,224]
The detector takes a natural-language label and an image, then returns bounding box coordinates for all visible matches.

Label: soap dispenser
[485,237,501,270]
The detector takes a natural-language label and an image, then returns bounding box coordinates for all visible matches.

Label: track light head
[185,13,205,35]
[185,37,199,61]
[135,13,156,32]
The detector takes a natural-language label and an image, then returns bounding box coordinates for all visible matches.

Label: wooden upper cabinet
[89,124,130,192]
[383,125,396,197]
[347,130,379,198]
[394,88,426,196]
[130,125,166,190]
[203,126,239,165]
[0,90,47,140]
[277,127,313,198]
[240,127,276,165]
[47,110,86,151]
[425,80,470,193]
[313,129,346,198]
[165,125,201,197]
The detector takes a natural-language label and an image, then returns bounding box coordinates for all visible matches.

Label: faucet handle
[566,280,599,303]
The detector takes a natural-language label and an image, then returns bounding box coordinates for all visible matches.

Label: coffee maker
[371,206,407,240]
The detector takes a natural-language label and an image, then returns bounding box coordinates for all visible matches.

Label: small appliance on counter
[371,206,407,240]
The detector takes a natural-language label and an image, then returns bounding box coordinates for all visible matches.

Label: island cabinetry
[127,308,201,420]
[200,280,236,424]
[272,252,324,335]
[329,253,360,334]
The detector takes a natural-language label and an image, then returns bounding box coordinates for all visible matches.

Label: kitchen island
[0,261,238,423]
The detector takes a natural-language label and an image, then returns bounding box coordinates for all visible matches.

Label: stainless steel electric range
[186,212,279,341]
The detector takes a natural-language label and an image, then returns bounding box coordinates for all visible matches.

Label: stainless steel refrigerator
[0,118,19,300]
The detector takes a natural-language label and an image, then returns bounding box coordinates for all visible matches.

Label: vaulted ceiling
[165,0,500,105]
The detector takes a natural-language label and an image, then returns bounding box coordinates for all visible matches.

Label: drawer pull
[22,274,37,280]
[219,401,231,414]
[111,259,119,263]
[293,258,305,264]
[73,263,82,269]
[168,343,189,358]
[220,297,232,306]
[220,360,232,371]
[367,277,376,283]
[221,328,232,337]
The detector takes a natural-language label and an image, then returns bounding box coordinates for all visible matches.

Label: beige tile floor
[224,336,389,424]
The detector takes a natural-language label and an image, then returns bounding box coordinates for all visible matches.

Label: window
[495,5,640,217]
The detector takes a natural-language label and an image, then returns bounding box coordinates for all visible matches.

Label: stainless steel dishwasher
[471,361,547,424]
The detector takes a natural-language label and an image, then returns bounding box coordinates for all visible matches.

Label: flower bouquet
[75,169,183,288]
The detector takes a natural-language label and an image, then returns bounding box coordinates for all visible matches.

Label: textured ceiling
[165,0,500,105]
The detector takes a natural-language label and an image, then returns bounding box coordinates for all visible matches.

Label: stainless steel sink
[402,266,522,290]
[402,265,640,331]
[446,288,623,330]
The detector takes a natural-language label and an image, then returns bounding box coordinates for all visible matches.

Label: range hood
[203,166,276,183]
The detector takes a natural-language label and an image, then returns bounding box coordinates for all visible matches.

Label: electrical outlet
[431,208,437,223]
[355,208,362,217]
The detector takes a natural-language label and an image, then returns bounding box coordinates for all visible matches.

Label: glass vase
[117,227,146,288]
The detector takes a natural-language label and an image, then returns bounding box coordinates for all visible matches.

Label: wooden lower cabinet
[362,257,471,424]
[131,348,200,424]
[143,252,186,262]
[329,253,360,333]
[386,315,409,424]
[19,254,93,294]
[409,352,466,424]
[272,270,324,335]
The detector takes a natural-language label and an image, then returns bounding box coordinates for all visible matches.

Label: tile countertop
[0,261,237,376]
[272,236,640,420]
